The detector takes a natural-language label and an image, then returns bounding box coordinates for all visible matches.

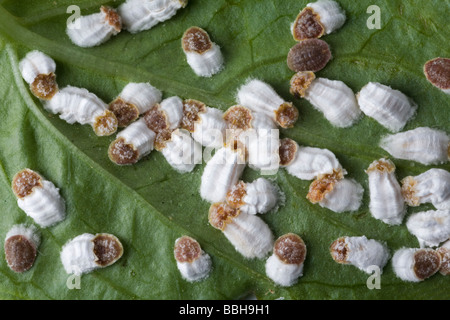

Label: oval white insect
[330,236,390,274]
[108,118,156,165]
[209,202,274,259]
[366,158,405,225]
[357,82,417,132]
[200,145,246,203]
[19,50,58,100]
[60,233,123,275]
[307,170,364,213]
[291,0,346,41]
[174,236,212,282]
[66,6,122,48]
[380,127,450,165]
[237,79,299,128]
[226,178,281,215]
[181,99,226,149]
[290,71,361,128]
[12,169,66,228]
[109,82,162,127]
[392,247,441,282]
[4,224,40,273]
[265,233,307,287]
[406,210,450,248]
[402,168,450,210]
[45,86,118,136]
[437,240,450,275]
[118,0,188,34]
[160,128,203,173]
[279,138,343,180]
[182,27,224,77]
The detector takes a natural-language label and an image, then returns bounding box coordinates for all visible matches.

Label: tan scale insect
[424,57,450,94]
[4,224,40,273]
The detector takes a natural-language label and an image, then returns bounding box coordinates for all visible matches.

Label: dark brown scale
[437,246,450,276]
[31,73,58,100]
[5,235,37,273]
[275,103,299,128]
[287,39,331,72]
[292,8,325,41]
[181,99,206,132]
[279,138,297,166]
[154,128,173,151]
[274,233,306,265]
[12,169,42,199]
[101,6,122,32]
[424,57,450,90]
[208,203,240,231]
[329,237,349,264]
[144,105,168,134]
[174,236,202,263]
[413,249,441,280]
[108,137,139,165]
[109,98,139,127]
[182,27,212,54]
[92,234,123,267]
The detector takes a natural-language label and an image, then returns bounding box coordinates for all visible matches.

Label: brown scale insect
[287,39,332,72]
[424,57,450,94]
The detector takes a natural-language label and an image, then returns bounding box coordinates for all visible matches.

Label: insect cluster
[7,0,450,295]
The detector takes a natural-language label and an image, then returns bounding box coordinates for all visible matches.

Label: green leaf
[0,0,449,300]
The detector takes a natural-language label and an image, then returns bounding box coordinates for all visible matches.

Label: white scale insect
[181,27,224,77]
[67,6,122,48]
[329,236,390,274]
[392,247,442,282]
[365,158,405,225]
[118,0,188,34]
[357,82,417,133]
[406,210,450,248]
[4,224,40,273]
[290,71,361,128]
[174,236,211,282]
[380,127,449,165]
[11,169,66,228]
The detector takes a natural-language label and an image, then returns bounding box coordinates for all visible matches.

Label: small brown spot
[181,99,206,132]
[437,246,450,276]
[292,8,325,41]
[174,236,202,263]
[93,110,118,136]
[208,202,240,231]
[289,71,316,98]
[274,233,306,265]
[154,128,173,151]
[287,39,331,73]
[182,27,212,54]
[424,57,450,91]
[275,102,299,128]
[108,138,139,165]
[109,98,139,127]
[306,170,343,204]
[92,233,123,267]
[101,6,122,32]
[401,176,420,207]
[279,138,298,166]
[12,169,42,199]
[223,105,253,130]
[30,73,58,100]
[330,237,349,264]
[413,249,441,280]
[226,181,247,209]
[5,235,37,273]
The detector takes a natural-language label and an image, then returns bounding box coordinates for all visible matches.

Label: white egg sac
[209,203,274,259]
[45,86,118,136]
[402,168,450,210]
[61,233,123,275]
[109,82,162,127]
[437,240,450,275]
[366,158,405,225]
[108,118,156,165]
[4,224,40,273]
[406,210,450,248]
[19,50,58,100]
[330,236,390,274]
[160,129,202,173]
[392,248,441,282]
[226,178,281,215]
[357,82,417,132]
[290,72,361,128]
[237,79,299,128]
[265,233,307,287]
[307,171,364,213]
[279,138,343,180]
[200,146,246,203]
[174,236,212,282]
[118,0,188,34]
[66,6,122,48]
[182,26,224,77]
[379,127,449,165]
[159,96,184,130]
[12,169,66,228]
